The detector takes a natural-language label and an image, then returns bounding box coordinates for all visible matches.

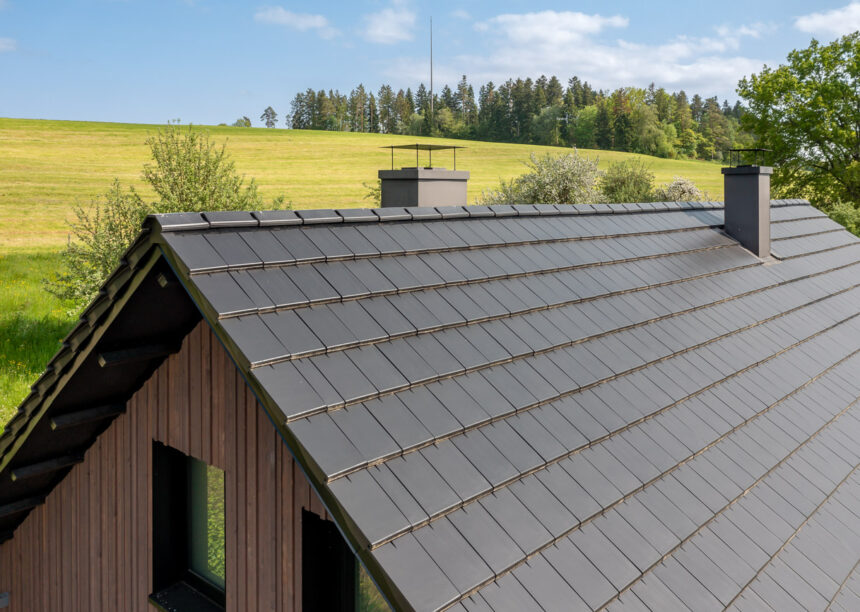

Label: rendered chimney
[721,152,773,258]
[379,144,469,207]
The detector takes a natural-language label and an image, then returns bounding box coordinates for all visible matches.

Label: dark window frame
[149,442,226,612]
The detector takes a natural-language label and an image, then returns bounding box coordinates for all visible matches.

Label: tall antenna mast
[430,16,434,131]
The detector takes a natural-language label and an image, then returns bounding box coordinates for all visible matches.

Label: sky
[1,0,859,126]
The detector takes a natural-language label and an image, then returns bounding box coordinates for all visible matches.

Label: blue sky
[1,0,858,126]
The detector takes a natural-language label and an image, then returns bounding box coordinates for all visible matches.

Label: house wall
[0,320,328,611]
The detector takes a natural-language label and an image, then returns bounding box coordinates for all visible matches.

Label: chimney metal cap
[382,143,466,170]
[726,147,771,168]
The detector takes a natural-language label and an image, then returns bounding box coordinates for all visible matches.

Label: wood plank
[121,411,131,609]
[144,380,154,610]
[258,409,276,611]
[282,444,295,612]
[189,324,202,460]
[157,364,168,444]
[293,460,308,611]
[223,340,238,612]
[62,464,72,610]
[201,325,212,465]
[246,384,258,612]
[178,333,190,455]
[167,351,180,451]
[236,369,248,612]
[105,420,117,611]
[90,434,101,612]
[79,441,90,612]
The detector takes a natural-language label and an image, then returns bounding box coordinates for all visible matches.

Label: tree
[738,33,860,206]
[47,126,288,304]
[231,116,251,127]
[260,106,278,128]
[595,103,612,149]
[573,106,598,149]
[378,85,395,134]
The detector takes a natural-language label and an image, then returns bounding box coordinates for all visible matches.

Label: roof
[2,199,860,611]
[382,144,466,151]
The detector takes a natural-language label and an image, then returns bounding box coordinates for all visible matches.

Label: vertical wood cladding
[0,321,328,611]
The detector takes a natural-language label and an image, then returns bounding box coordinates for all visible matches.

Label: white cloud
[363,0,416,44]
[795,2,860,38]
[477,10,628,44]
[254,6,339,39]
[0,37,15,52]
[382,11,770,99]
[451,9,470,20]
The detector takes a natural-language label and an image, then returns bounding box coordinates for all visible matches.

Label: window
[150,442,226,612]
[302,509,389,612]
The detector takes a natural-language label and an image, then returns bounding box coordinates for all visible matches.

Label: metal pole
[454,148,456,170]
[430,17,434,132]
[416,146,418,167]
[391,147,394,170]
[429,149,432,168]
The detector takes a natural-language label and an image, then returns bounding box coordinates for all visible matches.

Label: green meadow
[0,117,725,420]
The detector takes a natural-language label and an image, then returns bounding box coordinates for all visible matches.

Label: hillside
[0,118,724,249]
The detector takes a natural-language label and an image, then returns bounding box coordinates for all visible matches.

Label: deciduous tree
[260,106,278,128]
[738,33,860,206]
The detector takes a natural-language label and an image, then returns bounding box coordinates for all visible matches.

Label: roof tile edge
[145,200,812,232]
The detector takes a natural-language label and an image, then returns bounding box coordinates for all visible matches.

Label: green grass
[0,116,725,420]
[0,117,724,249]
[0,248,76,423]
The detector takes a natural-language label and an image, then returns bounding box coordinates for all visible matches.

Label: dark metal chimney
[721,149,772,258]
[379,144,469,207]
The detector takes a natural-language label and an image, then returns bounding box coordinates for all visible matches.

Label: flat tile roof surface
[3,200,859,611]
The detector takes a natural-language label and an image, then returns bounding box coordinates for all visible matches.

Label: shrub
[477,151,603,205]
[47,181,151,305]
[654,176,708,201]
[143,126,266,212]
[600,159,654,203]
[46,125,287,305]
[363,179,381,206]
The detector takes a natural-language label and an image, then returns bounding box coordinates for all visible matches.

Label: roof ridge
[145,199,813,233]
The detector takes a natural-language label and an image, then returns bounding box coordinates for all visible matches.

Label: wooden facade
[0,320,328,611]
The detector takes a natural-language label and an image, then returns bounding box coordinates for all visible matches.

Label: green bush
[48,180,151,305]
[654,176,708,201]
[363,179,381,206]
[46,125,287,305]
[477,151,603,205]
[600,159,654,203]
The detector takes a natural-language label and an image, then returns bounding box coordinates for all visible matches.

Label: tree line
[234,75,754,162]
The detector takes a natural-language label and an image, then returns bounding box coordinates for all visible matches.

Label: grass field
[0,248,75,422]
[0,117,726,421]
[0,117,725,249]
